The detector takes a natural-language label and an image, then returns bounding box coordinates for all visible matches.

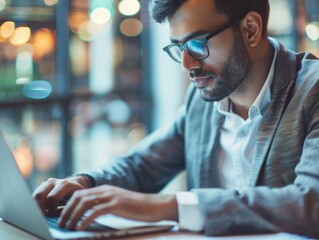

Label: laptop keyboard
[46,216,116,232]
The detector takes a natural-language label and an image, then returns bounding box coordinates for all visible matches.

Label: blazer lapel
[249,40,297,187]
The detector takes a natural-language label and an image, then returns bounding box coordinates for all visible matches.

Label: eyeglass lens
[169,38,209,62]
[185,39,208,60]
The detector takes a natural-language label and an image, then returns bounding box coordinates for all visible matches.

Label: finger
[76,204,109,230]
[32,180,55,214]
[46,180,83,216]
[68,191,107,229]
[58,190,87,229]
[58,198,78,228]
[80,185,108,195]
[65,191,113,230]
[65,194,96,230]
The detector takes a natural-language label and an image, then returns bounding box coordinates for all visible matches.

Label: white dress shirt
[177,43,278,231]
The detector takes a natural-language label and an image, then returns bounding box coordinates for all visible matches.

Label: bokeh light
[77,20,111,41]
[305,23,319,41]
[0,0,6,11]
[70,36,89,76]
[118,0,140,16]
[120,18,143,37]
[106,99,131,124]
[10,27,31,45]
[68,11,89,33]
[13,137,33,178]
[33,28,55,60]
[44,0,59,6]
[16,51,33,84]
[78,21,91,41]
[0,21,15,39]
[90,7,111,24]
[22,80,53,99]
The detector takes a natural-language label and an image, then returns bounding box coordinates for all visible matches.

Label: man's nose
[181,50,201,73]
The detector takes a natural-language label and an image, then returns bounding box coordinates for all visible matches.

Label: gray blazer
[87,39,319,238]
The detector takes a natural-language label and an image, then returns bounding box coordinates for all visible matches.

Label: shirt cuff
[176,192,204,232]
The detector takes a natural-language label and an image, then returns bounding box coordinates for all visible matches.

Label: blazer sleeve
[82,85,195,193]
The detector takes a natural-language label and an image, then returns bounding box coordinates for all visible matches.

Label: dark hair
[150,0,270,37]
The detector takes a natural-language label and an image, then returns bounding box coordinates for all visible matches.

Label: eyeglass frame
[163,10,248,63]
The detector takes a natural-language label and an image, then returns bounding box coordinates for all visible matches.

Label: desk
[0,220,197,240]
[0,220,310,240]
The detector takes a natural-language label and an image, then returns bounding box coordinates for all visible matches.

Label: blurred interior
[0,0,318,191]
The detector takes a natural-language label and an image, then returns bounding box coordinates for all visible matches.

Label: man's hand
[32,176,93,216]
[58,185,178,230]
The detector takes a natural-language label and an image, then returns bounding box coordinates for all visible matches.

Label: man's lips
[191,76,212,88]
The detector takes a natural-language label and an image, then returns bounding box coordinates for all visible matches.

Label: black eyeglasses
[163,11,247,63]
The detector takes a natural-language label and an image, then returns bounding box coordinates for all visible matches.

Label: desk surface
[0,220,197,240]
[0,219,309,240]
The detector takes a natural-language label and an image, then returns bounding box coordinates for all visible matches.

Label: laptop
[0,132,176,239]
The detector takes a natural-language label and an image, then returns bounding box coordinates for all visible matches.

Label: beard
[198,29,251,102]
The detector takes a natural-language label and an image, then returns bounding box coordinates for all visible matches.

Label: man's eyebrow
[170,30,209,44]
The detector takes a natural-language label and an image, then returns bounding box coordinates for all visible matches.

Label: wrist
[70,175,94,188]
[152,194,178,221]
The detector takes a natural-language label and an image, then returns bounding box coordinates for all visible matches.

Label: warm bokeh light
[44,0,59,6]
[33,28,55,59]
[0,21,15,39]
[9,27,31,45]
[68,11,89,33]
[70,36,89,76]
[90,7,111,24]
[13,137,33,178]
[114,37,124,67]
[118,0,140,16]
[120,18,143,37]
[305,23,319,41]
[34,143,59,172]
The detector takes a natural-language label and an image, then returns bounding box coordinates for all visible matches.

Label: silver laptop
[0,132,175,239]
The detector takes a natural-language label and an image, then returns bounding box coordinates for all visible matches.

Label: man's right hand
[32,175,93,216]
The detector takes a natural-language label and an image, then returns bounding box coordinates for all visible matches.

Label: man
[33,0,319,238]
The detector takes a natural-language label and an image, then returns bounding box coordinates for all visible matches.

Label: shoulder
[292,52,319,115]
[296,52,319,90]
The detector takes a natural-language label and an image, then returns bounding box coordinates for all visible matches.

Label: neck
[229,39,274,120]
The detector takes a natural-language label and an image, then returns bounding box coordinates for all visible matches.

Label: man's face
[168,0,251,101]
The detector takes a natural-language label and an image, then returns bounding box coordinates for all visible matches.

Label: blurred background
[0,0,318,191]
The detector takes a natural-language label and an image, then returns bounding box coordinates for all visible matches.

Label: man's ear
[241,11,263,47]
